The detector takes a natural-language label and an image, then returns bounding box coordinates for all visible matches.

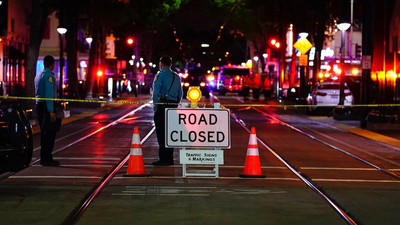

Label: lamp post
[337,22,351,105]
[57,25,67,98]
[86,36,93,49]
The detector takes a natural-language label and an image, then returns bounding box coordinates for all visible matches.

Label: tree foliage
[210,0,339,83]
[25,0,349,99]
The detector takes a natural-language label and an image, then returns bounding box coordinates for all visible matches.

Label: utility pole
[360,0,374,128]
[349,0,354,62]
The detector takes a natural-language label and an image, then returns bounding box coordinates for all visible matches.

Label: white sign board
[180,150,224,165]
[362,55,372,69]
[105,35,116,58]
[165,108,231,148]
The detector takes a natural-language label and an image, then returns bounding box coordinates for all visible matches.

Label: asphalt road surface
[1,94,399,225]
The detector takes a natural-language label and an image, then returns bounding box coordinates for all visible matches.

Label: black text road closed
[165,108,231,148]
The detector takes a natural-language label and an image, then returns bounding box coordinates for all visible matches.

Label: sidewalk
[271,97,400,148]
[308,116,400,148]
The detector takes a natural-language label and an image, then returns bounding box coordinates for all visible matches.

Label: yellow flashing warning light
[187,86,202,103]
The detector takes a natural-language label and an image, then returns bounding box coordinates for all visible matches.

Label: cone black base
[239,174,266,178]
[123,173,150,177]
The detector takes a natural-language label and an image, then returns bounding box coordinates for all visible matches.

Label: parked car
[182,67,211,99]
[306,81,353,113]
[0,101,33,172]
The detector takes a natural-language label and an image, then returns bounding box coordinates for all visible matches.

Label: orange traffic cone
[124,127,149,177]
[239,127,266,178]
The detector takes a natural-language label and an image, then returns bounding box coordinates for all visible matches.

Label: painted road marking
[313,178,400,183]
[53,157,121,160]
[31,164,114,167]
[9,176,101,179]
[113,193,210,197]
[300,167,377,171]
[8,175,400,183]
[112,186,288,197]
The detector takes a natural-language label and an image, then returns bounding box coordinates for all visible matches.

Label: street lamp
[337,22,351,105]
[86,36,93,49]
[57,25,67,98]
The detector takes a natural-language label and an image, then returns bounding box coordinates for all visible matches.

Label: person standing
[242,74,251,101]
[262,74,271,100]
[35,55,60,166]
[251,73,261,101]
[152,56,183,166]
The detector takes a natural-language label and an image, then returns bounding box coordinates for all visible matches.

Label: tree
[82,0,188,98]
[26,0,52,102]
[65,0,79,98]
[211,0,338,90]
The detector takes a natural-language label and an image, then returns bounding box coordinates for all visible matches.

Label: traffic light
[97,70,103,77]
[270,39,280,48]
[126,37,134,45]
[355,44,362,59]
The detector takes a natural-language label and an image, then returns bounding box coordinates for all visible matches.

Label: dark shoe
[41,160,60,167]
[151,160,172,166]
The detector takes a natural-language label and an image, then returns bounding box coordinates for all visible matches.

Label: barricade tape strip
[1,95,400,108]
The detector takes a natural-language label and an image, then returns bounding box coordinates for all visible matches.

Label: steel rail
[33,123,99,152]
[230,111,359,225]
[60,126,155,225]
[0,103,150,182]
[30,103,150,166]
[253,107,400,180]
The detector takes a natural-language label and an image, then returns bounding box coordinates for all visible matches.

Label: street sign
[105,34,116,59]
[180,149,224,165]
[362,55,372,69]
[294,37,313,55]
[165,108,231,148]
[299,55,308,66]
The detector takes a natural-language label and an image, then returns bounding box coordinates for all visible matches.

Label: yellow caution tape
[1,95,400,108]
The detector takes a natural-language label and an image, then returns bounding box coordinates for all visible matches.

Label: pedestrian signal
[355,44,362,59]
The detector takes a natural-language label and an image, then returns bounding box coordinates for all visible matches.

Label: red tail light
[344,92,352,96]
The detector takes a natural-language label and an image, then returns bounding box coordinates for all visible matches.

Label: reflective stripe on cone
[124,126,149,177]
[240,127,266,178]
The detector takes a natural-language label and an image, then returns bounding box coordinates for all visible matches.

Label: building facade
[0,0,31,96]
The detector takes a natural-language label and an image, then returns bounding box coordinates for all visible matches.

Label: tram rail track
[60,126,155,225]
[230,111,359,225]
[1,102,154,225]
[2,97,399,225]
[252,107,400,180]
[229,103,400,225]
[0,103,151,183]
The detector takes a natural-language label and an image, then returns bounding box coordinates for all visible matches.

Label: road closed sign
[165,108,231,148]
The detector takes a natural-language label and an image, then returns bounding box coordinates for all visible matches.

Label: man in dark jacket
[152,56,183,166]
